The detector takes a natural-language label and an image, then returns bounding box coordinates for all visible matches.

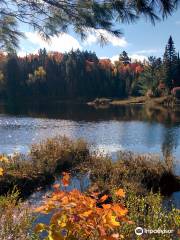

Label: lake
[0,102,180,176]
[0,102,180,209]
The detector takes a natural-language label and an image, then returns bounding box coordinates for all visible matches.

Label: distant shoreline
[87,96,180,108]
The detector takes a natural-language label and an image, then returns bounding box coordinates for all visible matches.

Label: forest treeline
[0,36,180,102]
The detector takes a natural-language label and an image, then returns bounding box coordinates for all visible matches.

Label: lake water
[0,102,180,176]
[0,102,180,209]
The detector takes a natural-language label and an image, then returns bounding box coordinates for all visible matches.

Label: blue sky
[19,8,180,62]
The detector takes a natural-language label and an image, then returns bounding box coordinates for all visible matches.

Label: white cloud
[84,29,128,47]
[109,54,147,63]
[18,51,27,57]
[135,49,159,54]
[99,56,109,59]
[130,54,148,62]
[18,32,82,56]
[110,55,119,63]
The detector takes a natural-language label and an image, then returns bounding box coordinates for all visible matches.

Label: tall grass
[0,190,36,240]
[76,150,179,195]
[0,136,179,197]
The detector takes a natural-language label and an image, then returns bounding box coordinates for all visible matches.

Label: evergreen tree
[5,55,21,101]
[163,36,178,89]
[119,51,131,65]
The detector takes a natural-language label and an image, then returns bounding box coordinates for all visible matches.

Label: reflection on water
[0,102,180,175]
[0,102,180,209]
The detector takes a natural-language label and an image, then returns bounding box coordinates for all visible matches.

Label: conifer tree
[119,51,131,65]
[163,36,178,89]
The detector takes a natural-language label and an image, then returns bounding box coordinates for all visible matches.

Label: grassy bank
[88,96,178,108]
[0,137,180,198]
[76,151,180,196]
[0,137,90,198]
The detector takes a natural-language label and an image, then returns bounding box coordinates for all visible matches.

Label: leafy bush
[34,173,129,240]
[34,173,180,240]
[0,190,35,240]
[30,136,90,174]
[120,191,180,239]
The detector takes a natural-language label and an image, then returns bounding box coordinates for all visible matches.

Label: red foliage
[86,60,95,72]
[117,63,143,74]
[48,52,64,62]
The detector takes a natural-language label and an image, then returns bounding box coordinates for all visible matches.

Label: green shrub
[120,191,180,239]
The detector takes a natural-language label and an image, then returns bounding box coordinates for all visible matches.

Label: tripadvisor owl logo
[135,227,174,236]
[135,227,144,236]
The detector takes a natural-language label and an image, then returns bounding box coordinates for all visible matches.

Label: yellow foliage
[35,172,129,239]
[34,66,46,78]
[27,66,46,84]
[34,223,46,233]
[103,212,120,227]
[0,167,4,176]
[0,155,9,164]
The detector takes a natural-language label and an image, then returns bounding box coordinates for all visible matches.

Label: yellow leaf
[0,155,9,163]
[59,215,67,228]
[34,223,47,233]
[103,212,120,227]
[0,168,4,176]
[48,230,64,240]
[80,210,93,217]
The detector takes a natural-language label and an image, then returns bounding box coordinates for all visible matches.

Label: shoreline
[0,137,180,199]
[87,96,180,108]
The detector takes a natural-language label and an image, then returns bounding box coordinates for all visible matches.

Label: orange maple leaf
[99,195,109,203]
[115,189,125,198]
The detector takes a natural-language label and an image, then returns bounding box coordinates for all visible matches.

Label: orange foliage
[48,52,64,62]
[35,173,129,240]
[99,59,114,71]
[117,63,143,74]
[115,189,125,198]
[61,172,71,187]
